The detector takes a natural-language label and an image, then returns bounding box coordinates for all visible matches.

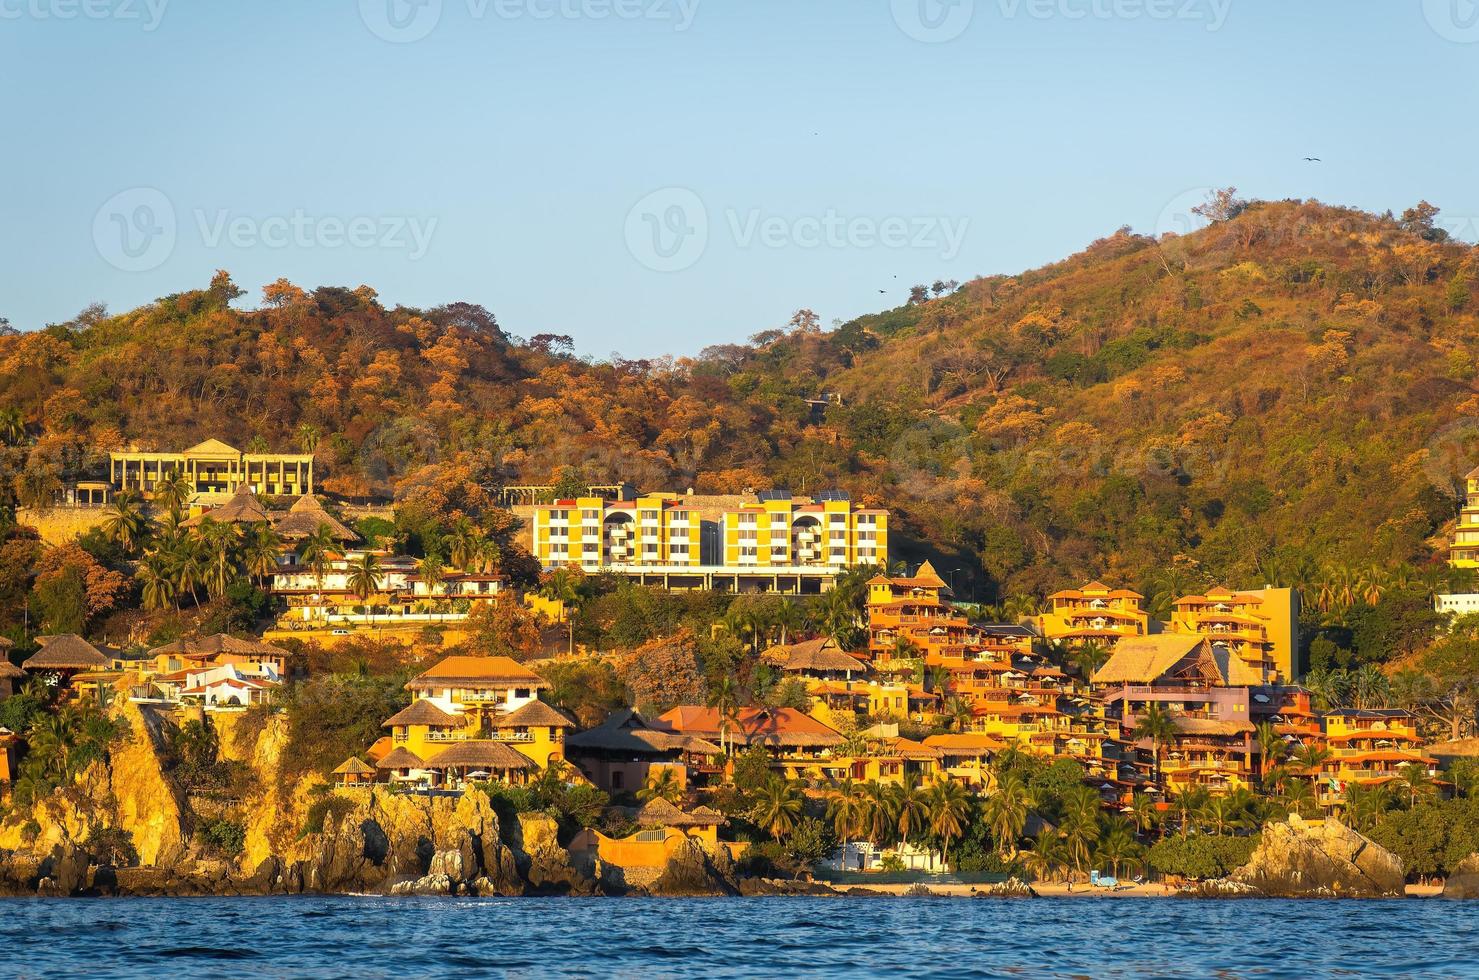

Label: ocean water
[1,896,1476,978]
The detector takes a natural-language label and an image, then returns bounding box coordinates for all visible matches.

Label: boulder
[972,877,1038,898]
[1208,817,1404,898]
[1443,854,1479,899]
[648,837,739,897]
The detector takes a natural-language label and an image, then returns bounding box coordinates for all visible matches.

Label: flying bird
[1303,157,1322,162]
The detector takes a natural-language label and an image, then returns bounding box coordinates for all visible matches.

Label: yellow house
[383,656,570,770]
[1039,582,1149,648]
[1171,586,1300,683]
[110,438,313,502]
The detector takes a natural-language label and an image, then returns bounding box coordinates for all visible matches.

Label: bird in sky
[1304,157,1322,162]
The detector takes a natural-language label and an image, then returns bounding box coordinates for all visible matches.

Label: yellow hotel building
[530,490,887,593]
[1450,466,1479,568]
[110,439,313,502]
[1170,586,1300,683]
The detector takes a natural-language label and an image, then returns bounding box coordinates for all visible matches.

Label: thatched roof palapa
[333,757,375,776]
[498,700,575,728]
[383,699,462,728]
[183,485,270,526]
[634,798,726,828]
[565,710,721,755]
[376,747,425,770]
[761,637,867,674]
[24,635,110,671]
[273,494,360,542]
[423,740,535,771]
[148,633,288,658]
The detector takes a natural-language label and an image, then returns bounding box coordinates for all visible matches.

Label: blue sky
[2,0,1476,356]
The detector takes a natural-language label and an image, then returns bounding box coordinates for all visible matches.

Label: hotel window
[739,513,758,526]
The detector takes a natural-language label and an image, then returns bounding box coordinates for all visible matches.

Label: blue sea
[1,896,1476,978]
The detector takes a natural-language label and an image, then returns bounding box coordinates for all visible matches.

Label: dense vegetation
[1,195,1475,606]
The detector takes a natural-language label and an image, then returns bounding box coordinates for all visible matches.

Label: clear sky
[2,0,1476,356]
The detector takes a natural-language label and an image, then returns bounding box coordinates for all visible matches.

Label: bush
[85,826,139,867]
[302,795,357,837]
[196,818,246,859]
[1147,834,1257,880]
[782,817,836,869]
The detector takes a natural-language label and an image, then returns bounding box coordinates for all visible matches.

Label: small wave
[156,947,260,960]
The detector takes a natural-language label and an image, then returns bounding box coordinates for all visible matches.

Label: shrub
[196,818,246,859]
[85,826,139,867]
[1147,834,1257,880]
[302,795,357,837]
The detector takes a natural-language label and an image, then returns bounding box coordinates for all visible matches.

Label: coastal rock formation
[1442,854,1479,899]
[1189,817,1404,898]
[647,837,739,897]
[106,700,188,867]
[972,878,1038,898]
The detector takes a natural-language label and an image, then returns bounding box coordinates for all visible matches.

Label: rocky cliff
[1182,817,1405,898]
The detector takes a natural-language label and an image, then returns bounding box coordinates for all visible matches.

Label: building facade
[110,438,313,502]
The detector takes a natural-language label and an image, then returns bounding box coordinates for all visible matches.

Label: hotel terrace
[109,438,314,504]
[530,490,886,593]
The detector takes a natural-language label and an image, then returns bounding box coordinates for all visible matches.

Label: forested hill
[2,195,1478,601]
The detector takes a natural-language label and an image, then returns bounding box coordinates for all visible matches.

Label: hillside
[2,195,1477,602]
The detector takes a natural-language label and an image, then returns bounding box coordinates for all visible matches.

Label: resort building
[1169,586,1301,683]
[564,709,721,794]
[1093,634,1265,795]
[1039,582,1150,649]
[379,656,569,775]
[529,490,887,594]
[1450,466,1479,568]
[652,706,845,780]
[1317,708,1438,806]
[109,439,314,503]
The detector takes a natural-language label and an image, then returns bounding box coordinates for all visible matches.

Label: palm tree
[242,522,283,586]
[637,767,682,804]
[1255,721,1287,781]
[1071,640,1111,681]
[136,556,176,612]
[892,774,930,849]
[0,406,25,446]
[297,422,322,455]
[1399,763,1435,809]
[861,780,898,847]
[1131,703,1178,790]
[926,779,972,866]
[347,552,384,607]
[1173,786,1211,837]
[448,518,478,571]
[1128,792,1160,840]
[774,599,807,646]
[1200,795,1244,836]
[152,470,193,516]
[418,555,446,598]
[943,696,973,732]
[195,517,241,600]
[299,523,337,590]
[983,770,1033,857]
[101,490,147,554]
[1060,804,1099,877]
[540,567,584,657]
[827,778,867,861]
[1280,777,1317,819]
[1291,743,1332,793]
[1096,819,1139,879]
[1021,829,1067,883]
[707,675,740,757]
[755,776,804,840]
